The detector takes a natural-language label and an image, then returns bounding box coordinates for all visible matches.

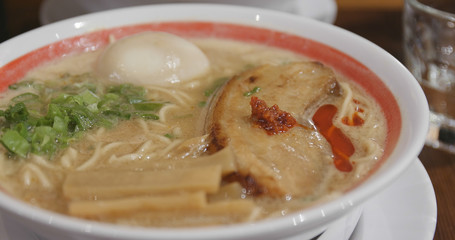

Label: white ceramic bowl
[0,4,428,240]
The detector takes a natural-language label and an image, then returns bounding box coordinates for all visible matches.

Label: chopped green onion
[31,126,58,156]
[11,93,39,103]
[78,89,100,105]
[198,101,207,107]
[0,77,165,159]
[107,84,146,104]
[102,110,132,120]
[133,102,164,111]
[1,130,31,158]
[8,80,35,90]
[164,133,175,139]
[244,86,261,97]
[4,102,29,123]
[137,113,159,120]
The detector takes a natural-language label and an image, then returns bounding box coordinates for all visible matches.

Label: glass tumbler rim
[405,0,455,22]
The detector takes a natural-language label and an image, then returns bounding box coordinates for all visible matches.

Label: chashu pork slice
[205,61,341,197]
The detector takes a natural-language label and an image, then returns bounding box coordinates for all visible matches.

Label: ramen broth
[0,36,387,227]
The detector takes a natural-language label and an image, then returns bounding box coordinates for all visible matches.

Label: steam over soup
[0,32,387,227]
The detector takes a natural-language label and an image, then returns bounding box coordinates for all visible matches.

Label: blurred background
[0,0,403,46]
[1,0,454,239]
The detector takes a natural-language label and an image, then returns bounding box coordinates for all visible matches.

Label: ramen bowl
[0,4,428,240]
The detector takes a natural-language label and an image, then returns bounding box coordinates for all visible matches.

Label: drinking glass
[403,0,455,152]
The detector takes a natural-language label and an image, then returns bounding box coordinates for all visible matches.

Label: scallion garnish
[0,76,165,159]
[243,86,261,97]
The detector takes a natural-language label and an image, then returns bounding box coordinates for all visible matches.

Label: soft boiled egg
[96,32,210,86]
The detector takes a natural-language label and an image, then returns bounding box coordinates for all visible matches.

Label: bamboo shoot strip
[116,145,237,175]
[69,192,206,217]
[63,165,222,200]
[172,145,237,176]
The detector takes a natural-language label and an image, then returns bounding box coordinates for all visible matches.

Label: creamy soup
[0,33,386,227]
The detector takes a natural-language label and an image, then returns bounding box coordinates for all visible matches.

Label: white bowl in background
[39,0,338,25]
[0,3,428,240]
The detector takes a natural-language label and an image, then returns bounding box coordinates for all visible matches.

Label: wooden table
[1,1,454,239]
